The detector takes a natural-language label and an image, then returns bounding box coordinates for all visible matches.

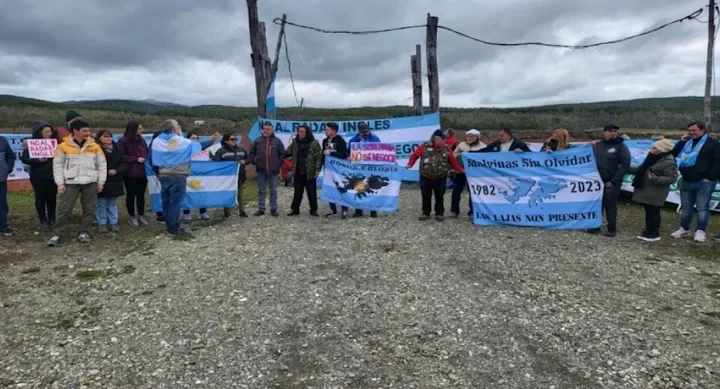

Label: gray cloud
[0,0,713,108]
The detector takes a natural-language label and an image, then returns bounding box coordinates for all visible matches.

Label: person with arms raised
[669,120,720,242]
[322,122,349,218]
[47,120,107,246]
[21,121,59,230]
[406,130,465,221]
[148,119,219,237]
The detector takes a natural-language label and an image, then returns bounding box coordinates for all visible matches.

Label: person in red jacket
[443,128,458,151]
[406,130,464,221]
[281,157,293,187]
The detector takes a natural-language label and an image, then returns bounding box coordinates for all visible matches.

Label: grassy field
[0,180,258,265]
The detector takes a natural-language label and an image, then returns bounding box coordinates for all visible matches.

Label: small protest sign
[27,139,58,159]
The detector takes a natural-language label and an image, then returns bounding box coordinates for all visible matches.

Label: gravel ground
[1,186,719,389]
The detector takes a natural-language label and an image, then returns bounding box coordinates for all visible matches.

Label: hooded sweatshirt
[21,121,58,181]
[593,137,631,186]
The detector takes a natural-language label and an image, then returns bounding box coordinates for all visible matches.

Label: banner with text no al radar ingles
[462,145,603,230]
[320,157,401,212]
[248,113,440,181]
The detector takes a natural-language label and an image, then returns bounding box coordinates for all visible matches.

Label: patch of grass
[55,311,77,329]
[707,279,720,290]
[21,267,41,274]
[75,269,105,280]
[660,305,674,312]
[701,311,720,318]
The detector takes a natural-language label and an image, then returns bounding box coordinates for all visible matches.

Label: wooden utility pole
[704,0,716,132]
[247,0,272,118]
[426,14,440,112]
[411,44,423,115]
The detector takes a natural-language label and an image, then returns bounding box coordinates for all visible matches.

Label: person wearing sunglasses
[213,133,249,218]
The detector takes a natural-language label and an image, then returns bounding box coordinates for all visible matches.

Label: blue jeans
[160,176,187,234]
[680,180,716,231]
[96,197,119,225]
[256,172,278,212]
[0,181,8,229]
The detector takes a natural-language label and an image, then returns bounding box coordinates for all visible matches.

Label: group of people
[0,111,718,245]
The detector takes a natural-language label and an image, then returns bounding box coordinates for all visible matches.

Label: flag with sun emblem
[320,157,401,212]
[146,161,239,212]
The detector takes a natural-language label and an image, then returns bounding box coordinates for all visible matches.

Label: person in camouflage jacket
[406,130,464,221]
[285,125,322,216]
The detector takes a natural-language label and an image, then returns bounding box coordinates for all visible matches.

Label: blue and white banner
[145,161,239,212]
[248,113,440,181]
[462,145,603,230]
[320,157,401,212]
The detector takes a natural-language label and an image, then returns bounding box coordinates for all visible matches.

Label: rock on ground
[1,186,719,388]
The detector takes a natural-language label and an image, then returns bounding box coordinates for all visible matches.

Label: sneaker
[419,214,430,221]
[341,210,348,219]
[200,213,210,221]
[78,232,91,243]
[670,227,690,239]
[287,211,300,216]
[110,224,120,233]
[1,227,17,236]
[98,225,109,233]
[694,230,707,243]
[324,211,337,217]
[309,211,319,216]
[239,212,248,218]
[271,211,279,217]
[637,233,661,242]
[137,215,149,226]
[435,215,444,222]
[183,214,192,222]
[254,211,265,216]
[156,215,165,224]
[370,211,378,218]
[128,216,139,227]
[450,213,459,218]
[47,236,60,247]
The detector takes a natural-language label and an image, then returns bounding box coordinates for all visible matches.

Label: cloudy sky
[0,0,713,108]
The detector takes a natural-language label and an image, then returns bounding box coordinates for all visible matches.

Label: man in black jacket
[588,124,630,237]
[669,120,720,242]
[321,122,350,218]
[478,128,532,153]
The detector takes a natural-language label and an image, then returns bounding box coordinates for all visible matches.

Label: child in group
[95,130,126,232]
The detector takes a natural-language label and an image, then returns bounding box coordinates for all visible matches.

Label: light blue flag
[462,145,603,230]
[150,132,201,168]
[320,157,401,212]
[145,161,239,212]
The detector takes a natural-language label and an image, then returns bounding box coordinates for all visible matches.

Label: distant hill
[0,94,714,137]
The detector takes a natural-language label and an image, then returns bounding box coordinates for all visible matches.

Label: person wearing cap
[477,127,531,153]
[628,139,678,242]
[406,130,465,221]
[347,122,381,218]
[669,120,720,242]
[451,129,486,217]
[588,124,630,237]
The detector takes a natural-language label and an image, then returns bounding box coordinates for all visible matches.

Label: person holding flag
[148,119,219,237]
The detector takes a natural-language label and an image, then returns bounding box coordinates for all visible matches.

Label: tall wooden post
[704,0,715,132]
[426,14,439,112]
[247,0,272,118]
[411,44,423,115]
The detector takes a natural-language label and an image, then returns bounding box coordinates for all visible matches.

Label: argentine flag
[266,72,276,114]
[145,161,239,212]
[151,132,202,168]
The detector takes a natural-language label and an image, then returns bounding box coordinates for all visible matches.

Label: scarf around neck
[678,134,707,168]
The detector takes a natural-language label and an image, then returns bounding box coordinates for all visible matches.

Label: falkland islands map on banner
[462,144,603,230]
[248,113,440,181]
[320,157,401,212]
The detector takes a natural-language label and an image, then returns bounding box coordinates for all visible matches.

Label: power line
[283,32,301,107]
[273,7,703,49]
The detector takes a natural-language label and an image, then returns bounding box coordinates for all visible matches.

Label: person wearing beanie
[65,111,82,127]
[587,124,630,237]
[406,129,465,221]
[669,120,720,243]
[451,129,487,218]
[628,139,678,242]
